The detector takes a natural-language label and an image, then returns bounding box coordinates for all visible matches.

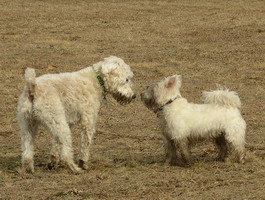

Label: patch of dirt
[0,0,265,199]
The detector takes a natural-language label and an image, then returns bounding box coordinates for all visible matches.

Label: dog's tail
[24,67,36,102]
[202,85,241,109]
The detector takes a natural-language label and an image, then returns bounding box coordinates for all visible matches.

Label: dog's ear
[101,62,118,74]
[165,75,182,88]
[176,75,182,87]
[165,76,176,88]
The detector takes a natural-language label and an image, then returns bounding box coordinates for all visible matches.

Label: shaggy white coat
[141,75,246,166]
[17,56,135,173]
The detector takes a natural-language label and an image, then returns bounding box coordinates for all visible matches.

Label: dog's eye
[126,78,129,82]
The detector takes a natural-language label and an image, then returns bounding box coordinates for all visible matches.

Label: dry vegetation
[0,0,265,199]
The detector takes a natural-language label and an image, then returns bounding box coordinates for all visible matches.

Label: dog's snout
[132,94,136,99]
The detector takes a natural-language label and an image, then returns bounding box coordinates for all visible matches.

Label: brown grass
[0,0,265,199]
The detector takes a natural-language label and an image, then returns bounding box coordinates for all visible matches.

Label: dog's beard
[112,93,134,105]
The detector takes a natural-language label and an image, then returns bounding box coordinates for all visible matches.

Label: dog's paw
[215,156,226,162]
[22,159,35,173]
[47,162,57,171]
[22,167,35,174]
[68,162,83,174]
[78,159,89,170]
[73,167,84,175]
[177,160,192,168]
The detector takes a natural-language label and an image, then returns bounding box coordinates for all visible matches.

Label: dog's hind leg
[40,109,82,173]
[225,126,246,164]
[47,137,61,170]
[47,121,81,173]
[18,113,39,173]
[215,132,228,162]
[78,114,97,170]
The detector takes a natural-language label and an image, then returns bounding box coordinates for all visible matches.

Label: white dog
[141,75,246,166]
[17,56,136,173]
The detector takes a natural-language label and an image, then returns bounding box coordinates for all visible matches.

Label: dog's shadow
[90,152,167,169]
[97,148,230,168]
[0,155,21,173]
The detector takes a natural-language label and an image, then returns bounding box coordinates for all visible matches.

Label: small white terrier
[17,56,136,173]
[141,75,246,166]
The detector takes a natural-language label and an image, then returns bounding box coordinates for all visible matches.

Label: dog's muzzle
[113,93,136,105]
[140,92,159,112]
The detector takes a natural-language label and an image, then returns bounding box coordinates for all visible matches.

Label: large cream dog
[17,56,136,173]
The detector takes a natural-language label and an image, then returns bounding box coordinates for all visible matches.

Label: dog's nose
[132,94,136,99]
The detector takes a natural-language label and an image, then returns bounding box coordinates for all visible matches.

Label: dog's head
[141,74,182,112]
[96,56,136,104]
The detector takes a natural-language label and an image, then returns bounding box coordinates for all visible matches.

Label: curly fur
[202,85,241,108]
[17,56,136,173]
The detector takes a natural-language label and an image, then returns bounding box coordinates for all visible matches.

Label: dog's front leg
[174,138,192,167]
[160,120,177,165]
[162,135,177,166]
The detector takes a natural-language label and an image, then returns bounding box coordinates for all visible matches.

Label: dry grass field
[0,0,265,199]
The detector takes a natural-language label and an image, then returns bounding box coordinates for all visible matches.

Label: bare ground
[0,0,265,199]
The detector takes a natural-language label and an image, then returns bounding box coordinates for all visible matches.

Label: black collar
[156,96,181,113]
